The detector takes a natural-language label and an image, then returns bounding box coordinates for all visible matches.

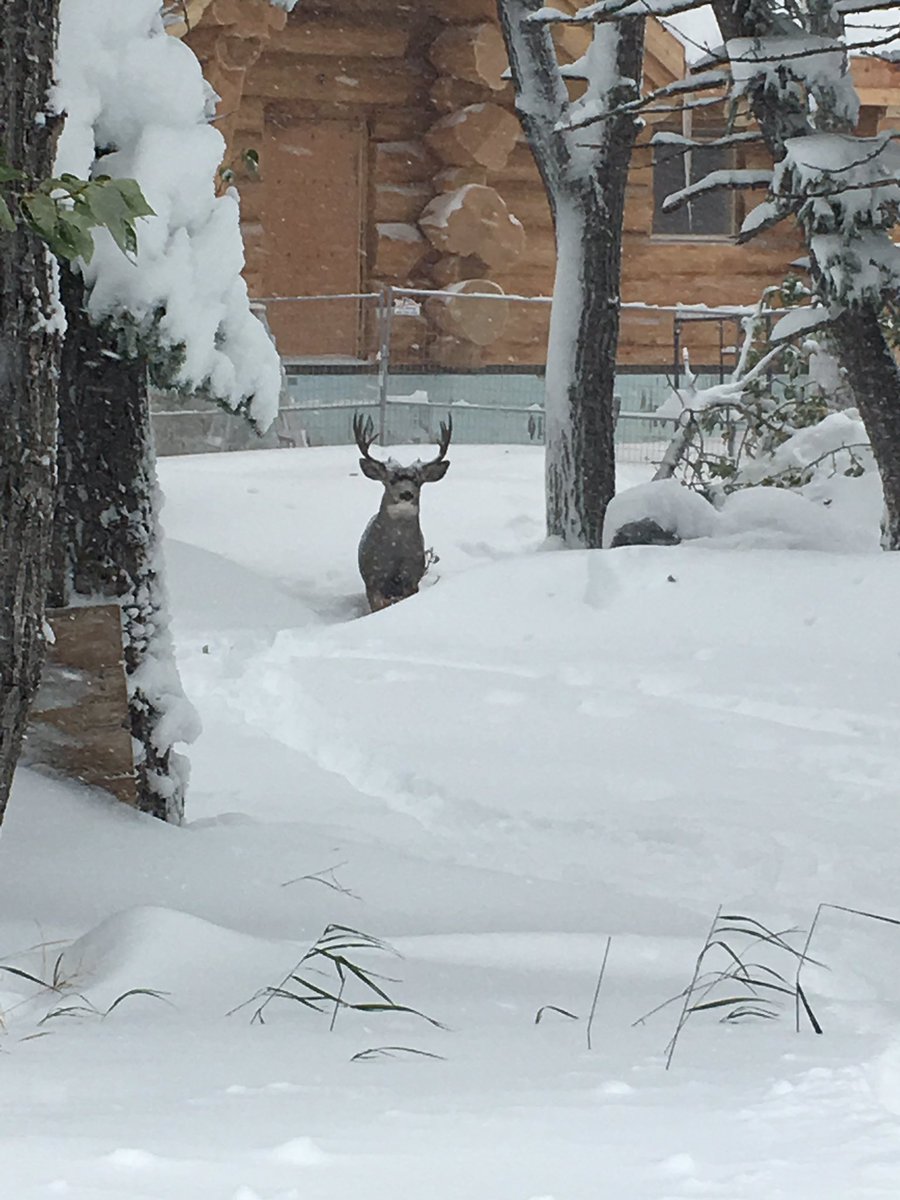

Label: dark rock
[610,519,681,548]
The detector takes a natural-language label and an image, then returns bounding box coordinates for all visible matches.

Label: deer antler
[423,414,452,466]
[352,412,379,461]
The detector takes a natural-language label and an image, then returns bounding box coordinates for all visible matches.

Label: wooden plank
[275,19,412,58]
[27,605,137,807]
[248,55,428,108]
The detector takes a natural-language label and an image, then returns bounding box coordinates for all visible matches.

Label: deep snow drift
[2,444,900,1199]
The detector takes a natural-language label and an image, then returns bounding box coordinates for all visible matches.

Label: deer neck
[381,498,420,521]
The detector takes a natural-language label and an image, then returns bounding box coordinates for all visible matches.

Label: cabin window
[652,137,735,238]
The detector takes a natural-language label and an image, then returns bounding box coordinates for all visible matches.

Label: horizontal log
[428,253,488,287]
[373,140,436,185]
[368,110,434,141]
[273,19,411,59]
[248,56,428,108]
[373,222,429,281]
[490,142,541,184]
[426,0,500,23]
[374,182,434,223]
[489,181,551,228]
[435,164,489,192]
[430,76,501,114]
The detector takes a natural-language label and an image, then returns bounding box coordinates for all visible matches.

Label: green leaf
[109,177,155,220]
[54,209,97,262]
[0,194,16,232]
[21,191,59,242]
[81,181,133,254]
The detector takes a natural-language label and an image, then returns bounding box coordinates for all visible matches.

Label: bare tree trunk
[713,0,900,549]
[0,0,62,824]
[51,271,196,822]
[827,310,900,548]
[497,0,644,547]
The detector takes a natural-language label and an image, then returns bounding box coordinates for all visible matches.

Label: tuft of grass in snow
[232,923,444,1032]
[649,909,820,1068]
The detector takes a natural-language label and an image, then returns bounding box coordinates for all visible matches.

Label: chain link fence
[152,287,748,465]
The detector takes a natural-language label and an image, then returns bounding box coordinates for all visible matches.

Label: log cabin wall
[180,2,899,371]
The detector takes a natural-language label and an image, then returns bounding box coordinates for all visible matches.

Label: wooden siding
[182,2,899,369]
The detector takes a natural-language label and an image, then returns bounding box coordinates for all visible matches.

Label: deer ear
[419,459,449,483]
[359,457,386,480]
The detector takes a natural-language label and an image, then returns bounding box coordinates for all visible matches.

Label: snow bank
[602,479,718,547]
[604,471,879,552]
[53,0,282,429]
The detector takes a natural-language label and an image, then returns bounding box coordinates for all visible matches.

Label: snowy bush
[53,0,282,430]
[658,278,871,498]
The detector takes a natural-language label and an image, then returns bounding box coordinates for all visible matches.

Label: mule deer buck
[353,413,452,612]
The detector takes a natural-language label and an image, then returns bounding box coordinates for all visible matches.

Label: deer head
[353,413,452,612]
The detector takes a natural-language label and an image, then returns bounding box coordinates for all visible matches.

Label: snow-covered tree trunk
[51,271,197,822]
[711,0,900,549]
[0,0,63,824]
[497,0,644,547]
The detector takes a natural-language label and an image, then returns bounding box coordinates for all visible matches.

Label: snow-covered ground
[3,443,900,1198]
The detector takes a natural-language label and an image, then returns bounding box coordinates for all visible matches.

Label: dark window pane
[653,139,734,237]
[653,143,690,236]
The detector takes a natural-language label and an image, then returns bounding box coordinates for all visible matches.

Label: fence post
[377,284,394,444]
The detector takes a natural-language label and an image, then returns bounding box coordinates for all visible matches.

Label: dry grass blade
[103,988,171,1016]
[281,862,361,901]
[587,936,612,1051]
[534,1004,579,1025]
[0,964,58,990]
[351,1045,445,1062]
[795,901,900,1033]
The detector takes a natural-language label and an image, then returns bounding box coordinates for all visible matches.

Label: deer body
[353,415,452,612]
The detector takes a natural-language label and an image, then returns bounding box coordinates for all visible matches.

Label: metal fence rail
[152,287,751,462]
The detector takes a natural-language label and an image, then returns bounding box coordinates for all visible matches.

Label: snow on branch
[53,0,282,430]
[662,168,774,212]
[531,0,709,26]
[562,68,729,130]
[772,132,900,304]
[727,36,859,128]
[652,130,764,151]
[769,304,834,341]
[835,0,900,11]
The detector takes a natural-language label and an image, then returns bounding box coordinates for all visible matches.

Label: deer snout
[398,488,416,502]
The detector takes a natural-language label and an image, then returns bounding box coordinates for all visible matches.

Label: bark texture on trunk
[497,0,643,547]
[0,0,62,823]
[827,307,900,548]
[51,271,195,822]
[713,0,900,549]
